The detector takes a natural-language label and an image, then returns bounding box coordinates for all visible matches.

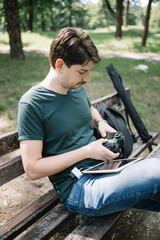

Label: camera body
[103,131,125,158]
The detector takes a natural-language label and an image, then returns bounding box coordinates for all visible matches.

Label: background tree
[3,0,24,59]
[123,0,129,27]
[102,0,110,29]
[115,0,123,38]
[104,0,123,38]
[142,0,153,46]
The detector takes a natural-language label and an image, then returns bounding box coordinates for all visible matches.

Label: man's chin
[71,86,80,90]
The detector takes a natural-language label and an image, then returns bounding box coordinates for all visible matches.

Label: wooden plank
[0,131,19,157]
[129,132,158,158]
[0,189,59,240]
[65,212,122,240]
[20,205,74,240]
[146,143,160,158]
[91,88,130,108]
[0,155,24,186]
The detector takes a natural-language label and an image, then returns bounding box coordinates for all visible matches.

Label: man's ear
[55,59,65,72]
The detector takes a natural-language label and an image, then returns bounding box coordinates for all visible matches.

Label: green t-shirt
[18,85,99,203]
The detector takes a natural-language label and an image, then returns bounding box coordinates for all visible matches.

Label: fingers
[99,129,107,138]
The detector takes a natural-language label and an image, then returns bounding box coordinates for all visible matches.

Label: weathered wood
[0,155,24,186]
[0,189,59,240]
[129,132,158,158]
[91,88,130,108]
[0,131,19,156]
[65,212,122,240]
[20,205,74,240]
[147,143,160,158]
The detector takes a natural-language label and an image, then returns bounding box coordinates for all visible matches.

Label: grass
[0,26,160,53]
[87,26,160,53]
[0,52,159,135]
[0,26,159,134]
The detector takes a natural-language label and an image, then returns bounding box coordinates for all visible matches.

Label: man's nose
[83,71,90,83]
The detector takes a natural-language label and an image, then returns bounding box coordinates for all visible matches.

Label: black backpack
[95,105,134,158]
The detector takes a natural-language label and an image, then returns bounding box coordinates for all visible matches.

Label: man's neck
[40,68,68,95]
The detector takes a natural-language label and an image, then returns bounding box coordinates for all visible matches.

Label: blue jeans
[65,158,160,216]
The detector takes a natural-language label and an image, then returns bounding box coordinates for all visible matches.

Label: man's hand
[86,138,119,161]
[97,120,116,138]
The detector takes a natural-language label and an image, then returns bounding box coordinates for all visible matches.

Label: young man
[18,27,160,216]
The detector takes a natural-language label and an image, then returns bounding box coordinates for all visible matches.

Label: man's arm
[90,106,116,137]
[20,137,119,181]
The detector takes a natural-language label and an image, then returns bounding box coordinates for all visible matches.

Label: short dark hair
[49,27,100,68]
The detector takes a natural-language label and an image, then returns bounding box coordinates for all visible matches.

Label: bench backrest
[0,88,130,186]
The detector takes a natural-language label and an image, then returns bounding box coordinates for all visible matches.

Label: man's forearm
[90,106,103,128]
[90,106,116,137]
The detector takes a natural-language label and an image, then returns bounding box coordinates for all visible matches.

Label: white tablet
[82,157,144,174]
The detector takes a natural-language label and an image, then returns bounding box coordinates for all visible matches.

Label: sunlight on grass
[21,32,54,49]
[0,26,160,53]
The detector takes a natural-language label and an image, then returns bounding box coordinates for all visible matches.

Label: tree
[115,0,123,38]
[4,0,24,59]
[102,0,110,29]
[142,0,153,46]
[28,0,34,31]
[104,0,124,38]
[123,0,129,27]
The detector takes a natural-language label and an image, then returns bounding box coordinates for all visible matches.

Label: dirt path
[1,45,160,62]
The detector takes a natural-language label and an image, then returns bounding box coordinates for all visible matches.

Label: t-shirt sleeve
[18,102,44,141]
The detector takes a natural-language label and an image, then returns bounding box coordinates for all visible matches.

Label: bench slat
[20,205,74,240]
[91,88,130,108]
[147,143,160,158]
[129,132,158,158]
[65,212,122,240]
[0,155,24,186]
[0,131,19,157]
[0,189,59,240]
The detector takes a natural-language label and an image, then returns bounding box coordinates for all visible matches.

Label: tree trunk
[68,0,73,27]
[28,0,33,32]
[49,2,55,31]
[142,0,153,47]
[123,0,129,27]
[4,0,25,59]
[41,11,45,31]
[104,0,116,18]
[102,0,110,29]
[115,0,123,39]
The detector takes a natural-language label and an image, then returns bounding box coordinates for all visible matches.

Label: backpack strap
[124,108,136,143]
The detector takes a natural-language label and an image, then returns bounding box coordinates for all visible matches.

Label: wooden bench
[0,87,159,240]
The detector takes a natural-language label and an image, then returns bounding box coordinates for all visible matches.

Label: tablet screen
[82,157,143,174]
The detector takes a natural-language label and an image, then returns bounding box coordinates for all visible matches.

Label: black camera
[103,131,125,158]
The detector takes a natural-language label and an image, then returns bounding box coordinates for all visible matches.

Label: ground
[0,150,53,227]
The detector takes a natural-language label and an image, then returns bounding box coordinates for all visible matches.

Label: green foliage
[150,5,160,29]
[0,0,160,32]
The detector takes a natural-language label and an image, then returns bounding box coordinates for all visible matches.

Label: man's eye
[79,71,84,75]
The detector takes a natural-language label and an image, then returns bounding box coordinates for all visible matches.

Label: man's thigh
[65,158,160,216]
